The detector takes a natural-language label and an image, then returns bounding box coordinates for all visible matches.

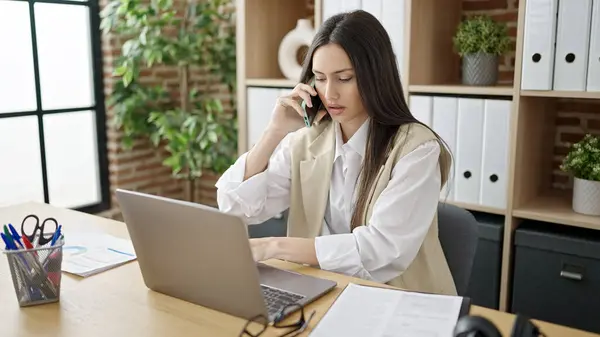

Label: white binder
[381,0,406,77]
[360,0,405,77]
[246,87,280,148]
[342,0,362,11]
[454,98,484,205]
[480,99,512,210]
[432,96,458,201]
[553,0,593,91]
[409,95,433,127]
[521,0,559,90]
[322,0,342,22]
[361,0,383,20]
[587,0,600,92]
[323,0,363,23]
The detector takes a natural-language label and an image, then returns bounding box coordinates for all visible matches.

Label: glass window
[0,0,109,212]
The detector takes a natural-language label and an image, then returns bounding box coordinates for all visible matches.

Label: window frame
[0,0,110,213]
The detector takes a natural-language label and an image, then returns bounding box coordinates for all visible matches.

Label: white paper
[310,283,463,337]
[61,232,137,277]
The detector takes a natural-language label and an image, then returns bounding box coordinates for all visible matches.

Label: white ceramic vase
[572,177,600,216]
[278,19,315,81]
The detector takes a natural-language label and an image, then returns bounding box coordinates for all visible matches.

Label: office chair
[453,314,544,337]
[437,202,479,296]
[247,211,288,238]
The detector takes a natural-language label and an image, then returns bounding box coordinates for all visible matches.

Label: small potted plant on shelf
[452,15,511,86]
[560,134,600,216]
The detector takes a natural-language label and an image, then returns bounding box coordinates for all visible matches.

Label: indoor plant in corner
[100,0,237,203]
[452,15,510,86]
[560,134,600,216]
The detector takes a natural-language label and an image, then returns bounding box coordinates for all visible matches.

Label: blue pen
[8,223,24,248]
[50,225,62,246]
[1,232,18,251]
[1,233,11,250]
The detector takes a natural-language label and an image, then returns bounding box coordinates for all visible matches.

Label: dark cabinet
[466,212,504,309]
[511,220,600,334]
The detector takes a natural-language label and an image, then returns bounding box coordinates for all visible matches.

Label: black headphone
[453,314,545,337]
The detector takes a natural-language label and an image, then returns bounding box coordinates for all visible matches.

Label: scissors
[20,214,59,246]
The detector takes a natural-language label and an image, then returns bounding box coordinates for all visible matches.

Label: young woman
[216,10,457,295]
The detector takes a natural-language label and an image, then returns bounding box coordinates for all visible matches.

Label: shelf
[409,85,514,97]
[243,0,309,80]
[520,90,600,100]
[441,199,506,216]
[513,193,600,230]
[246,78,297,88]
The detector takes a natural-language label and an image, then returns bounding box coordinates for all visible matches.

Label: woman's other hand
[249,237,275,262]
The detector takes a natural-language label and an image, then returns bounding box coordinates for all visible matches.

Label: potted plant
[452,15,511,86]
[100,0,237,202]
[560,134,600,216]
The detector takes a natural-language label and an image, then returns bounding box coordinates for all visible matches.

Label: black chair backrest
[437,203,479,296]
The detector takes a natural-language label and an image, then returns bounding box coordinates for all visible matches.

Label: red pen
[22,234,34,250]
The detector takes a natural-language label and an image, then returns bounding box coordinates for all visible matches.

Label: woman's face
[311,43,368,127]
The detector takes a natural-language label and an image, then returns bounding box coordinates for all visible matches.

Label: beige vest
[285,119,457,296]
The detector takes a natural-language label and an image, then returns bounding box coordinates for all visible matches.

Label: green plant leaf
[453,15,510,57]
[208,130,218,143]
[114,64,128,76]
[561,134,600,181]
[107,0,238,187]
[123,69,134,87]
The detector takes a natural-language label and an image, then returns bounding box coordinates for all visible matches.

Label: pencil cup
[2,236,64,307]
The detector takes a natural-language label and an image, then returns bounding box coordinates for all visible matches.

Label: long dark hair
[299,10,452,230]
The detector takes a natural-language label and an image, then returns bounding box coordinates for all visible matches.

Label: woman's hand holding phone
[244,81,327,181]
[266,82,327,137]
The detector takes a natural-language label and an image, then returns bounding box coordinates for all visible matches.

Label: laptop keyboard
[261,285,305,317]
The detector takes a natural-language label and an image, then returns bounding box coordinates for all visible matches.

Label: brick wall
[553,100,600,190]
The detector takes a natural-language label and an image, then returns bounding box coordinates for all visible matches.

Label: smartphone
[301,79,323,127]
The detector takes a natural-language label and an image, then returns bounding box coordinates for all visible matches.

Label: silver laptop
[115,189,337,322]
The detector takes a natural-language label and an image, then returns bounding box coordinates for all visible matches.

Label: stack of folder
[410,95,512,210]
[521,0,600,92]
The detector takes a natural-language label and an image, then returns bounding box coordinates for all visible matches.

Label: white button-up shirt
[215,120,441,284]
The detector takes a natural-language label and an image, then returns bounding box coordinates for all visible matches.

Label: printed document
[61,232,137,277]
[310,283,464,337]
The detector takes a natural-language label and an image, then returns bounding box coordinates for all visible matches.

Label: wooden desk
[0,202,597,337]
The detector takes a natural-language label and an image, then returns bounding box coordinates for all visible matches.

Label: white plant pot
[572,177,600,216]
[278,19,315,81]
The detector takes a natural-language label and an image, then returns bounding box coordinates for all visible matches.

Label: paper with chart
[310,283,464,337]
[61,232,137,277]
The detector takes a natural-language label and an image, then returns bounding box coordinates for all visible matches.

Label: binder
[361,0,383,20]
[246,87,280,148]
[322,0,342,22]
[322,0,363,23]
[409,95,433,127]
[432,96,458,201]
[521,0,559,90]
[587,0,600,91]
[381,0,405,77]
[454,98,484,205]
[360,0,405,77]
[342,0,362,11]
[480,99,512,209]
[553,0,593,91]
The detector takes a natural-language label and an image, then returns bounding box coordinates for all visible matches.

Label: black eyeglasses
[238,303,316,337]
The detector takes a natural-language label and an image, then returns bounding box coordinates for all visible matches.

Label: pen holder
[2,236,64,307]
